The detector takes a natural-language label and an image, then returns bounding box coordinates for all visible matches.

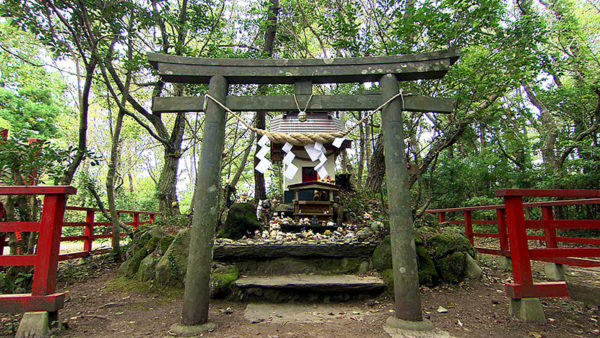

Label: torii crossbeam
[148,48,460,332]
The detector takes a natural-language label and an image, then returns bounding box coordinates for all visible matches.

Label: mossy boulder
[155,228,190,288]
[436,251,467,284]
[118,248,148,277]
[382,269,394,291]
[210,265,239,298]
[371,236,392,271]
[429,228,475,260]
[159,235,175,255]
[137,254,161,282]
[372,235,439,287]
[220,203,261,240]
[416,246,439,286]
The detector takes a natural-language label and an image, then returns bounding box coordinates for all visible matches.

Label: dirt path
[1,255,599,337]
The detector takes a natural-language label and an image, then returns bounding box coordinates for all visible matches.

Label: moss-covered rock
[220,203,261,240]
[436,251,466,284]
[371,236,392,271]
[118,248,148,277]
[137,254,161,282]
[210,265,239,298]
[382,268,394,292]
[416,246,438,286]
[159,234,175,255]
[155,228,190,288]
[372,235,439,287]
[429,228,475,259]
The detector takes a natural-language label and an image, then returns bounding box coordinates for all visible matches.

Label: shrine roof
[270,112,344,134]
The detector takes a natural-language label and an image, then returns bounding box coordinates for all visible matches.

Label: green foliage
[0,22,70,139]
[0,136,90,185]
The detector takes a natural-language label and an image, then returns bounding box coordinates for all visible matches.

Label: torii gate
[148,48,460,332]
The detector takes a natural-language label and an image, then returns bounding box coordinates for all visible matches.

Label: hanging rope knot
[203,89,405,146]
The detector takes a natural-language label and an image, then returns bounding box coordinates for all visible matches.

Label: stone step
[234,274,386,302]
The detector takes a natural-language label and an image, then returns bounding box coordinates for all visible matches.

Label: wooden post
[541,206,564,280]
[381,74,423,322]
[133,212,140,229]
[438,212,446,223]
[464,210,474,245]
[83,210,95,253]
[31,194,67,296]
[149,214,155,224]
[504,196,533,290]
[181,75,228,326]
[497,209,509,252]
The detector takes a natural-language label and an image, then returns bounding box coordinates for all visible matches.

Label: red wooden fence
[427,189,600,300]
[0,186,158,314]
[58,206,157,261]
[0,186,76,313]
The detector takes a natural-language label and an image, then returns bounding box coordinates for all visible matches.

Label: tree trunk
[365,134,385,192]
[61,58,97,185]
[253,0,279,200]
[106,109,125,261]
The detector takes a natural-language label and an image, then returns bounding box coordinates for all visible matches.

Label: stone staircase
[235,274,385,302]
[214,240,386,302]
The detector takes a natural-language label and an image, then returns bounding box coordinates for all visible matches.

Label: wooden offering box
[288,182,340,221]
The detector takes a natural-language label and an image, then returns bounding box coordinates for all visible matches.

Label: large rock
[428,228,475,259]
[371,235,439,287]
[155,228,190,288]
[220,203,261,240]
[436,251,466,283]
[137,254,161,281]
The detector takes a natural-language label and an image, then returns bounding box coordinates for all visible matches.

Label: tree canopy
[0,0,598,218]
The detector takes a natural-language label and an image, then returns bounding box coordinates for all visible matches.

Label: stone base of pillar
[544,262,566,281]
[16,311,50,338]
[170,322,217,336]
[509,298,546,321]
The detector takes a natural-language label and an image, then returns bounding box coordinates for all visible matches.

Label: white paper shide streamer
[282,142,297,180]
[255,135,272,174]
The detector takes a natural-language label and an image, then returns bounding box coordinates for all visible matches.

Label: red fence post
[149,214,155,224]
[541,206,565,280]
[497,208,512,270]
[438,212,446,223]
[84,209,95,254]
[464,210,474,245]
[133,212,140,229]
[31,194,67,296]
[504,195,534,295]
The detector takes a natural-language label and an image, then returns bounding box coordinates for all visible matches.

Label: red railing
[427,189,600,300]
[0,186,76,313]
[0,186,158,314]
[58,207,158,261]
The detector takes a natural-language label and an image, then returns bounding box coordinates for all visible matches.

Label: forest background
[0,0,598,237]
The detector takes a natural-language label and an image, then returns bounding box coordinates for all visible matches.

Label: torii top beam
[147,48,460,85]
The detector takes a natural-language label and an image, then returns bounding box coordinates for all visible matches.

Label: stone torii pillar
[381,74,433,330]
[172,75,228,334]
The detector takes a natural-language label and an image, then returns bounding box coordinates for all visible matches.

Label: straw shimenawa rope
[204,91,404,146]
